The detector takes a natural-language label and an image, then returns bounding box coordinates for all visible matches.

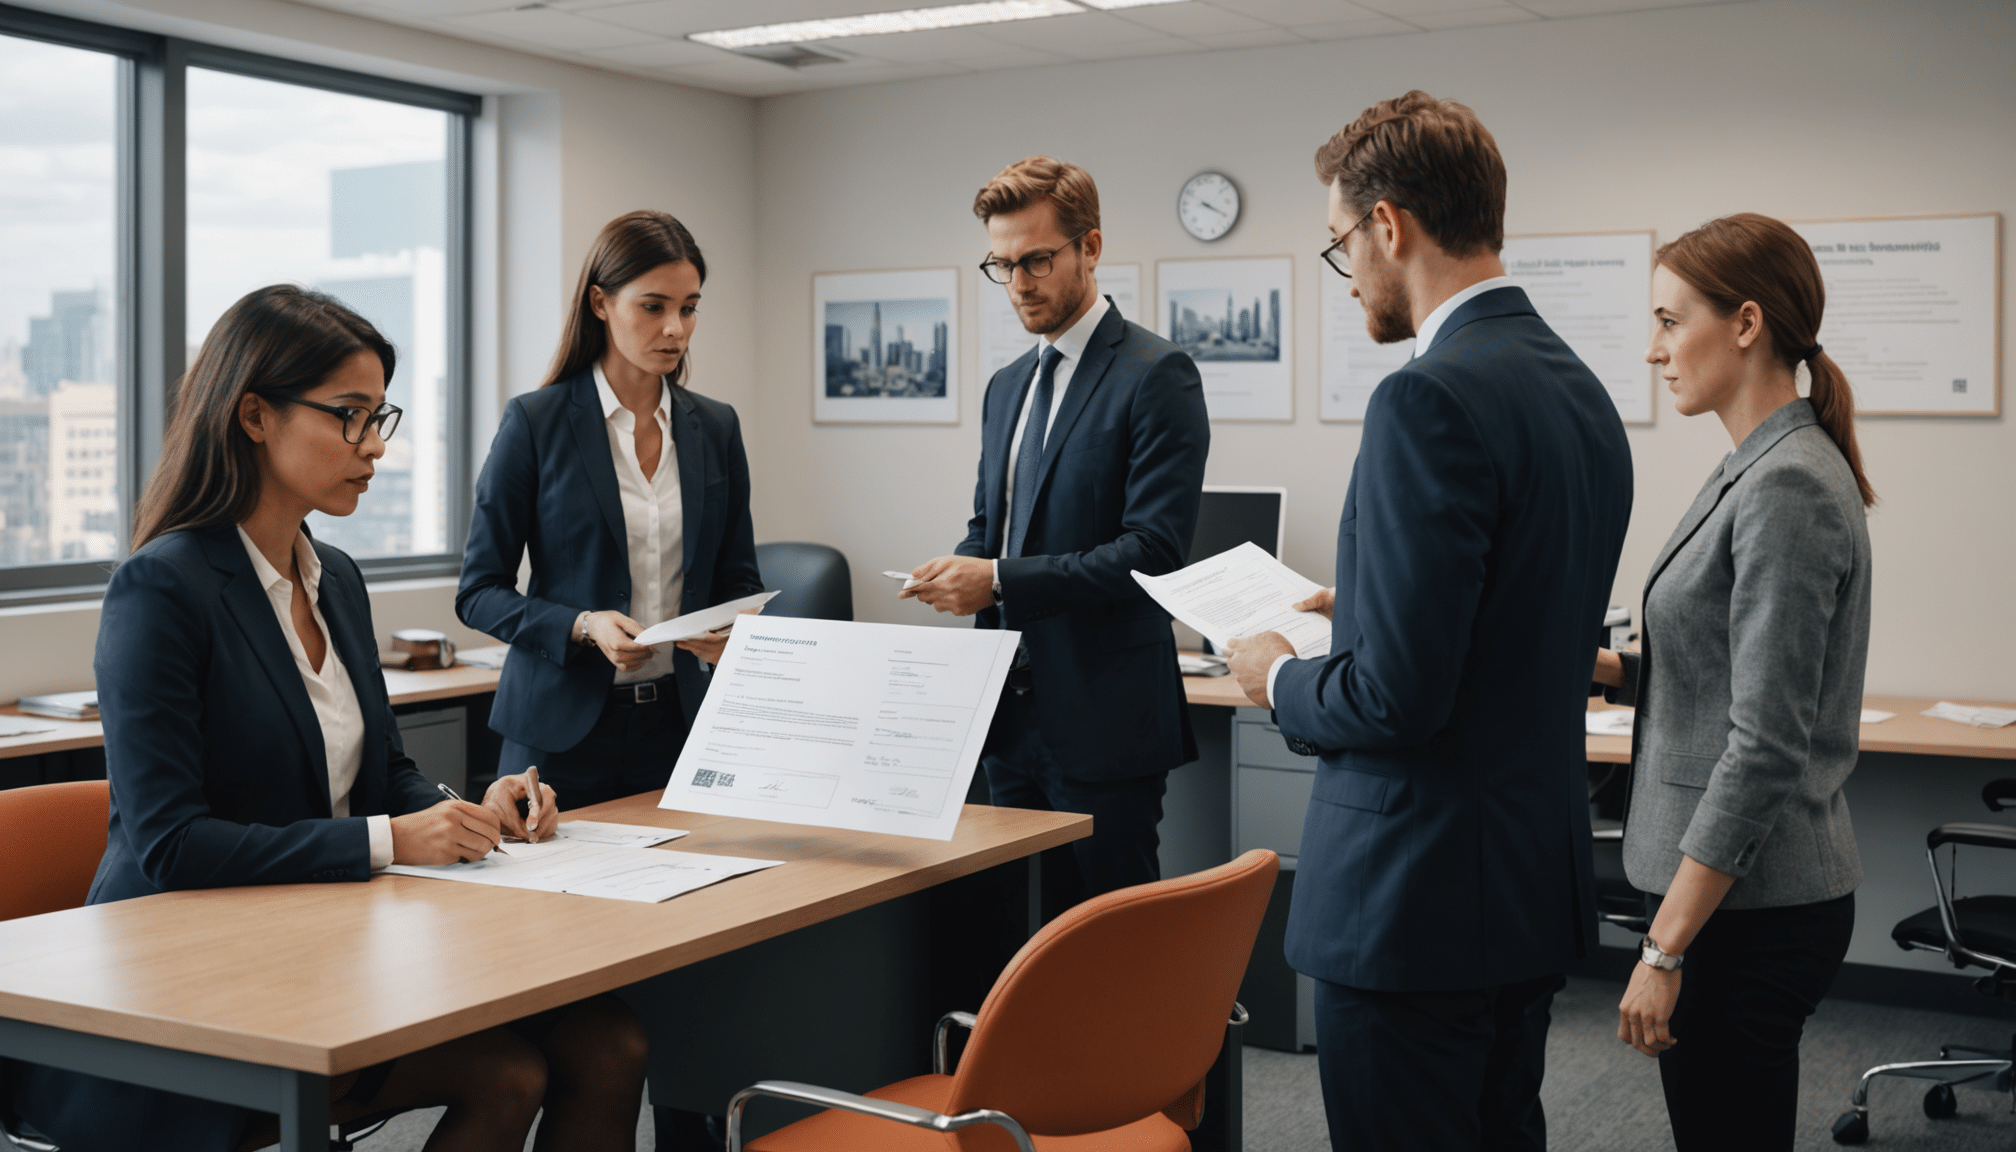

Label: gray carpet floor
[332,976,2014,1151]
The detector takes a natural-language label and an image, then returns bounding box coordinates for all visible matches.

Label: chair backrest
[754,542,852,622]
[945,849,1278,1144]
[0,780,111,921]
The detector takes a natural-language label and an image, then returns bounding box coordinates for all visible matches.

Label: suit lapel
[671,385,706,578]
[199,528,332,811]
[312,536,384,745]
[1020,305,1125,519]
[566,371,630,556]
[1642,400,1820,594]
[984,346,1040,556]
[1642,461,1734,593]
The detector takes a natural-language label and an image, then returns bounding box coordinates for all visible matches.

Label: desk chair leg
[276,1070,329,1152]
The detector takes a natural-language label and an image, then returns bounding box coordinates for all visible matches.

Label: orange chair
[727,848,1279,1152]
[0,780,110,922]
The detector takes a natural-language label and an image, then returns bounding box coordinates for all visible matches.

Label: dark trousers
[500,677,688,810]
[1656,891,1855,1151]
[1314,971,1564,1152]
[982,685,1167,920]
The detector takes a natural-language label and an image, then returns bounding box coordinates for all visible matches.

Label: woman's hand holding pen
[582,610,653,672]
[390,800,504,864]
[484,766,558,843]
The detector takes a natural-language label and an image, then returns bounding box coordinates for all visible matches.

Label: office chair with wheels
[754,542,852,622]
[1830,777,2016,1145]
[726,849,1279,1151]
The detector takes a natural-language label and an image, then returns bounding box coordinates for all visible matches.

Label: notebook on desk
[17,691,97,721]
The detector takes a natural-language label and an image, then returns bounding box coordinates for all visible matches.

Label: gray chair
[754,542,852,622]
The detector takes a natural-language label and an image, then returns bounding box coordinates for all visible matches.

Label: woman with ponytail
[1592,213,1874,1150]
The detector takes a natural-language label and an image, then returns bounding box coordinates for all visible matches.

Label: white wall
[0,0,757,704]
[748,0,2016,701]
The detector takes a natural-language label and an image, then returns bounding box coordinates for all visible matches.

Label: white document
[662,616,1019,840]
[1320,270,1414,421]
[1130,542,1330,659]
[0,715,62,738]
[549,820,688,848]
[1924,701,2016,729]
[976,263,1141,384]
[1860,709,1896,725]
[882,570,924,590]
[456,644,510,669]
[385,838,781,903]
[1500,232,1655,424]
[634,591,780,647]
[1586,710,1635,736]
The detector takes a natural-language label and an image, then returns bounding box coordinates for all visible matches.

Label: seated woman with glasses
[13,285,647,1152]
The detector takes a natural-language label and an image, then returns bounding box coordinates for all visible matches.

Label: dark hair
[1313,90,1506,257]
[1658,213,1876,508]
[972,155,1101,238]
[544,210,708,389]
[131,285,394,550]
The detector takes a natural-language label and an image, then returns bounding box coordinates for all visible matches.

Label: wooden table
[0,797,1088,1151]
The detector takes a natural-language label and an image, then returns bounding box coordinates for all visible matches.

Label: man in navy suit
[1225,93,1632,1150]
[906,156,1209,915]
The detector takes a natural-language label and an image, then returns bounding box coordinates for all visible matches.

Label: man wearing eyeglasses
[1221,93,1633,1151]
[903,155,1209,917]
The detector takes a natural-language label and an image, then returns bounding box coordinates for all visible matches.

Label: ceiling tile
[1185,26,1311,48]
[1107,3,1273,35]
[1289,15,1422,37]
[831,26,1020,62]
[1353,0,1522,14]
[581,0,913,38]
[978,10,1171,49]
[442,8,640,51]
[1405,6,1540,28]
[1054,36,1209,59]
[338,0,515,16]
[941,44,1076,70]
[579,39,730,68]
[1204,0,1389,24]
[1514,0,1728,14]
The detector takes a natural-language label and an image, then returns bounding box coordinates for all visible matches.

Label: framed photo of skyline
[812,267,959,424]
[1156,256,1294,421]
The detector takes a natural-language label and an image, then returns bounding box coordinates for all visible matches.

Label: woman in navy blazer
[458,210,763,808]
[15,287,646,1152]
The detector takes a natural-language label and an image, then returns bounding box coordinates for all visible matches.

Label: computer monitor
[1188,486,1287,565]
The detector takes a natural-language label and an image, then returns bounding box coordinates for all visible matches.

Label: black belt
[611,675,673,705]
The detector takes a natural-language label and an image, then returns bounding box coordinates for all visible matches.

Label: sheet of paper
[1130,542,1330,659]
[882,570,924,590]
[1500,232,1655,424]
[1586,710,1635,736]
[386,838,781,903]
[634,591,780,647]
[456,644,510,669]
[549,820,688,848]
[662,616,1019,840]
[1923,701,2016,729]
[1860,709,1896,725]
[1320,270,1414,421]
[0,715,63,738]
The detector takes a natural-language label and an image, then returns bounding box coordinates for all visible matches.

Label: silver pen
[436,781,509,855]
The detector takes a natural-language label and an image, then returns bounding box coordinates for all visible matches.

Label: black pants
[982,685,1167,920]
[500,677,688,809]
[1313,972,1564,1152]
[1655,891,1855,1151]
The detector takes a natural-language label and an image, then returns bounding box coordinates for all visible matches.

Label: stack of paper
[386,820,780,903]
[1131,542,1331,659]
[1923,701,2016,729]
[1585,711,1634,737]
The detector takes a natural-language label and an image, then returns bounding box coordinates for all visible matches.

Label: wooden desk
[0,798,1088,1151]
[0,663,505,761]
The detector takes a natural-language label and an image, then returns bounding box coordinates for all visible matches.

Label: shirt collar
[1043,292,1110,363]
[1413,275,1516,355]
[592,362,671,423]
[236,525,321,599]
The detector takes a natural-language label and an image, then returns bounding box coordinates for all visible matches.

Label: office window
[0,34,122,569]
[188,68,454,560]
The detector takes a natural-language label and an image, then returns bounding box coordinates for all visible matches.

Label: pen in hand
[436,781,509,856]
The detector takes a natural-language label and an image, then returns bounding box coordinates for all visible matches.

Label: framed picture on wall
[1156,256,1294,421]
[812,268,959,424]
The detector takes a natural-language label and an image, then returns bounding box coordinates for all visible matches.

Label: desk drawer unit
[1230,707,1318,1052]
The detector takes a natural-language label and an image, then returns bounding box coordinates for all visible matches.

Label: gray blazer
[1610,399,1870,909]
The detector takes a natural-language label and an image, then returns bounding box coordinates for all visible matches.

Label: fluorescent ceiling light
[690,0,1088,50]
[1076,0,1191,7]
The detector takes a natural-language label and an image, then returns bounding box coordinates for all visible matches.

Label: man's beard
[1021,275,1090,336]
[1361,272,1414,346]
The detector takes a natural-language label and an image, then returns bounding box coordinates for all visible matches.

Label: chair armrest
[725,1080,1035,1152]
[1929,823,2016,851]
[934,1010,978,1075]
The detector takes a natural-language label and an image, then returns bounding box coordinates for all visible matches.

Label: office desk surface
[0,798,1088,1076]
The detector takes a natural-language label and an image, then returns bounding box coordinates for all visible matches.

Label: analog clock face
[1177,172,1240,241]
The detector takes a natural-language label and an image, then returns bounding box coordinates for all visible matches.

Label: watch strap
[1639,935,1684,971]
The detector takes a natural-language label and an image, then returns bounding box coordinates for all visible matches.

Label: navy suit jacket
[18,525,438,1151]
[956,301,1210,781]
[1276,286,1633,992]
[457,370,763,753]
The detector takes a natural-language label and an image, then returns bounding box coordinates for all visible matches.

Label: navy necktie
[1004,344,1061,560]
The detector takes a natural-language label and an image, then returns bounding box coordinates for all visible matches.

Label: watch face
[1178,172,1240,241]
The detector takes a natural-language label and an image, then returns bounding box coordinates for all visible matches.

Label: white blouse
[236,527,393,870]
[593,364,685,684]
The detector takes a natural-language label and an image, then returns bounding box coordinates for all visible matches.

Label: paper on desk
[633,591,780,647]
[550,820,688,848]
[386,837,780,903]
[1586,710,1635,736]
[662,615,1019,841]
[1131,542,1331,659]
[457,644,510,669]
[0,714,63,737]
[1860,709,1896,724]
[1923,701,2016,729]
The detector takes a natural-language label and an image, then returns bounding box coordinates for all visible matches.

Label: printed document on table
[1131,542,1331,659]
[549,820,688,848]
[633,591,780,647]
[385,838,781,903]
[661,616,1020,840]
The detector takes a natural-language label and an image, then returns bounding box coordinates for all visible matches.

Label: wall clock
[1177,171,1240,242]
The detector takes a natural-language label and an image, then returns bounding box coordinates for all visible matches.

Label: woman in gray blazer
[1593,213,1875,1151]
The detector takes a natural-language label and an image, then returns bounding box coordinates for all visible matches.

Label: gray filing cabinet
[394,705,467,796]
[1231,706,1319,1052]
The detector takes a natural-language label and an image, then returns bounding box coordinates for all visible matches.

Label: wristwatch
[1639,934,1684,971]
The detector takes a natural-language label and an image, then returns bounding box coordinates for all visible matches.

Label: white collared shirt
[593,363,685,683]
[994,293,1111,592]
[236,526,392,870]
[1262,275,1515,709]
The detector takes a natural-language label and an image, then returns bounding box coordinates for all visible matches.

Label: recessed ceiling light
[689,0,1087,51]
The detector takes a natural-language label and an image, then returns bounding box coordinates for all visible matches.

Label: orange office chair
[0,780,110,922]
[727,848,1280,1152]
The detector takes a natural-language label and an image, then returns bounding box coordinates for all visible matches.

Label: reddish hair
[972,155,1101,238]
[1314,90,1505,257]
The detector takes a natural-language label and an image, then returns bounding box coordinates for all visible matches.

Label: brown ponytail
[1658,213,1875,507]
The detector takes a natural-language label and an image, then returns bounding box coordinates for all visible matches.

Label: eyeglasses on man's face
[283,396,403,444]
[1320,207,1379,279]
[979,231,1089,285]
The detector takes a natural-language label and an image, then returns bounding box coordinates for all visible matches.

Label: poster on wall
[1788,214,2000,416]
[1319,270,1413,422]
[976,263,1141,384]
[1157,257,1294,422]
[1500,231,1655,424]
[813,268,959,424]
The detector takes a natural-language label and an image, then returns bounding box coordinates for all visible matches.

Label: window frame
[0,2,481,603]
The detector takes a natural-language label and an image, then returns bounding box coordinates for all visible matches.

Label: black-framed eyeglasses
[1320,207,1378,279]
[279,397,403,444]
[979,231,1089,285]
